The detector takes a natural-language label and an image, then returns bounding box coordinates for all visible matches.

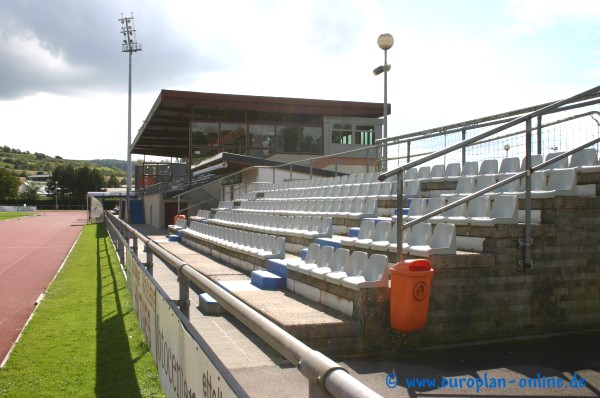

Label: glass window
[144,164,157,175]
[355,125,375,145]
[332,124,353,144]
[277,126,300,153]
[300,126,322,153]
[191,122,219,146]
[248,124,275,158]
[220,123,247,147]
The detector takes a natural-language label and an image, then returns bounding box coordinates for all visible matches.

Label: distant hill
[1,145,133,178]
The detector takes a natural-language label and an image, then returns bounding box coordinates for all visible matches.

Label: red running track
[0,211,87,365]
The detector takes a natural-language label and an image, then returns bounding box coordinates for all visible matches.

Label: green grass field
[0,212,39,221]
[0,223,164,397]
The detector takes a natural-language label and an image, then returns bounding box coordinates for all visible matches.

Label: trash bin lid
[390,259,432,274]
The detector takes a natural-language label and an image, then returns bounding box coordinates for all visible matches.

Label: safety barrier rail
[104,211,381,398]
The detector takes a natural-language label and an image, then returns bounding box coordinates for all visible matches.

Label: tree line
[0,165,121,202]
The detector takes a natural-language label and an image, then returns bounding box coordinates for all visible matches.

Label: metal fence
[104,211,381,398]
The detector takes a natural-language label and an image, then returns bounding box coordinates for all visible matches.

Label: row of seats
[340,220,457,257]
[401,195,518,225]
[210,212,333,239]
[262,181,393,201]
[188,209,212,221]
[261,172,381,192]
[285,244,389,290]
[402,149,600,182]
[182,222,285,260]
[232,197,378,219]
[439,168,578,198]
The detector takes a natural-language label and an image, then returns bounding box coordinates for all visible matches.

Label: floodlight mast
[118,13,142,223]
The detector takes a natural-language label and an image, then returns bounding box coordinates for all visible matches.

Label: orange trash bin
[389,259,434,333]
[173,214,186,225]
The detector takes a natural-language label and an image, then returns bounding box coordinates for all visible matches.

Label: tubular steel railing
[104,211,381,398]
[378,83,600,269]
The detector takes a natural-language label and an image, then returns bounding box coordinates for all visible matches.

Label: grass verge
[0,212,39,221]
[0,223,164,397]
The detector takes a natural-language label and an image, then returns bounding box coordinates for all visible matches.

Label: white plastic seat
[402,222,431,254]
[429,164,446,181]
[449,196,490,225]
[543,152,568,173]
[257,236,286,259]
[298,245,334,275]
[370,222,397,252]
[490,173,521,195]
[471,175,497,194]
[404,168,418,180]
[310,247,350,279]
[470,195,518,225]
[403,179,421,197]
[442,197,468,224]
[479,159,498,175]
[441,176,475,197]
[387,224,403,254]
[545,168,577,196]
[341,254,389,289]
[409,223,456,257]
[304,217,333,238]
[422,196,447,223]
[340,219,375,247]
[461,161,479,176]
[517,172,551,198]
[520,154,544,171]
[445,163,462,180]
[569,148,600,172]
[499,157,520,174]
[325,250,367,284]
[287,243,320,271]
[416,166,431,181]
[355,220,391,250]
[405,198,428,221]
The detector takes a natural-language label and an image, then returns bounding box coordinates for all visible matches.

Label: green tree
[47,165,105,201]
[106,174,120,188]
[0,168,20,199]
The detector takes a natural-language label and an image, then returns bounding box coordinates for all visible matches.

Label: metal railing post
[461,129,467,164]
[132,235,138,256]
[396,172,404,263]
[536,115,543,154]
[406,140,411,164]
[522,118,534,270]
[177,267,190,318]
[145,247,153,275]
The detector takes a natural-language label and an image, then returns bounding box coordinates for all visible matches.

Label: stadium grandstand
[112,86,600,390]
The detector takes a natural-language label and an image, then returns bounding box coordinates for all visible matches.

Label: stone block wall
[391,194,600,348]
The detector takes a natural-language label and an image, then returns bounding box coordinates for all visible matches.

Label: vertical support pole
[461,129,467,164]
[396,171,404,263]
[406,141,411,163]
[146,247,154,275]
[382,49,388,173]
[177,267,190,319]
[536,115,543,155]
[522,118,533,270]
[132,235,138,256]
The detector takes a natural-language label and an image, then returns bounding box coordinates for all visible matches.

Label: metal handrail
[105,212,380,397]
[379,84,600,181]
[377,83,600,266]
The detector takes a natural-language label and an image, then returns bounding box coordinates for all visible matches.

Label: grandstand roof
[132,90,387,158]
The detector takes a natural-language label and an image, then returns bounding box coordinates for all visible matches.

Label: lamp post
[504,144,511,158]
[119,12,142,223]
[373,33,394,172]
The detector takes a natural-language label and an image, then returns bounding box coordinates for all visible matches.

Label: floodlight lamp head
[373,64,391,76]
[377,33,394,51]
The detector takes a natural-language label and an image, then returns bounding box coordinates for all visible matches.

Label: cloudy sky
[1,0,599,161]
